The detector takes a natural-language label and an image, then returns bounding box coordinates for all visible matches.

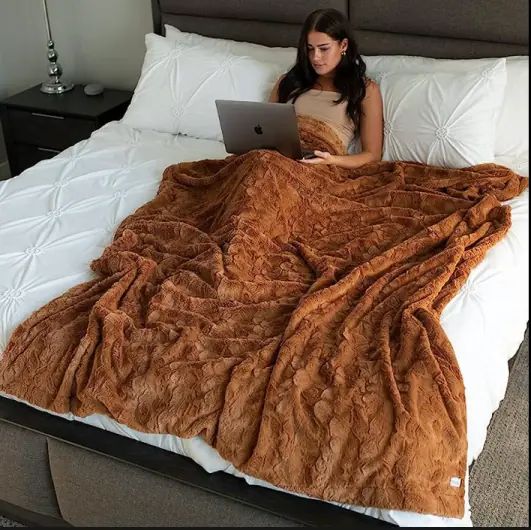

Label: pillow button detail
[436,127,450,140]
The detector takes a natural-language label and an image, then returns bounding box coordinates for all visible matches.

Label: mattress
[0,121,528,527]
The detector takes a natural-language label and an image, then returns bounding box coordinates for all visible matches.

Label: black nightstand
[0,85,132,177]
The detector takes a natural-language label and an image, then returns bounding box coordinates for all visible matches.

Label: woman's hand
[299,150,337,165]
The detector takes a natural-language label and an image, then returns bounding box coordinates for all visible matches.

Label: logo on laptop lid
[254,124,263,135]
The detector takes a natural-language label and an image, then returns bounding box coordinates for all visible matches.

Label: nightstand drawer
[13,143,62,173]
[8,109,95,150]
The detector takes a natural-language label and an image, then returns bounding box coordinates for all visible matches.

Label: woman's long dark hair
[278,9,367,136]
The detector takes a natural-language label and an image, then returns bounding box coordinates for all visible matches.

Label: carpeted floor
[1,331,528,528]
[469,328,529,527]
[0,517,23,528]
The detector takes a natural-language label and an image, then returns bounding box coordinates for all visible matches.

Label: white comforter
[0,121,528,527]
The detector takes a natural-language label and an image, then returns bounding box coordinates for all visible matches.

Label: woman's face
[306,31,347,77]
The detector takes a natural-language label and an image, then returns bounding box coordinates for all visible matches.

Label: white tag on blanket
[450,477,462,488]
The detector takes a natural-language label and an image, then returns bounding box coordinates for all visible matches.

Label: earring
[341,51,346,56]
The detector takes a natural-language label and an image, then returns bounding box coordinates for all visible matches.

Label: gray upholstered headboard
[151,0,528,59]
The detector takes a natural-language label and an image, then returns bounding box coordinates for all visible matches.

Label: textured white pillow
[164,24,297,73]
[365,55,528,175]
[365,55,505,77]
[122,33,283,141]
[379,63,507,168]
[494,57,528,176]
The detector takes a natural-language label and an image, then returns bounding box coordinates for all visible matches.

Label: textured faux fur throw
[0,116,527,518]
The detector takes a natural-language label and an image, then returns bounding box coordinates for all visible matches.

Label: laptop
[215,100,316,160]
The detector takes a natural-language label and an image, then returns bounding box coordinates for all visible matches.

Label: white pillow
[494,56,528,176]
[365,55,528,175]
[165,24,296,73]
[379,62,507,168]
[122,33,283,141]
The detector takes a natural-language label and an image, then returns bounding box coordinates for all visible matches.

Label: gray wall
[0,0,154,175]
[0,48,6,170]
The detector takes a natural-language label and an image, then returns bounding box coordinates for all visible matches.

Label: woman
[270,9,383,168]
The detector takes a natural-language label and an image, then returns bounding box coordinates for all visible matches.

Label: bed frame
[0,0,528,526]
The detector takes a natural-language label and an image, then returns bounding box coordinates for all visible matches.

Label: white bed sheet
[0,121,528,527]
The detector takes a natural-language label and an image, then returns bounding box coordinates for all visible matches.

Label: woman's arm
[269,75,286,103]
[301,80,384,168]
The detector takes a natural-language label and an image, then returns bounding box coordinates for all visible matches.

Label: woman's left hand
[299,150,336,165]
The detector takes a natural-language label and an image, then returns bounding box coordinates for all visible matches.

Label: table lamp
[40,0,74,94]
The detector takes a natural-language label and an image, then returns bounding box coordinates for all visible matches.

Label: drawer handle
[31,112,64,120]
[37,147,61,154]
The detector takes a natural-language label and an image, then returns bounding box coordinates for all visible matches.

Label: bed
[0,0,528,527]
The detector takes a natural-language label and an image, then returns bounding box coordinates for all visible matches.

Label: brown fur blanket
[0,116,527,518]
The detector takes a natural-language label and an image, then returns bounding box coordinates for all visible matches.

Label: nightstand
[0,85,132,177]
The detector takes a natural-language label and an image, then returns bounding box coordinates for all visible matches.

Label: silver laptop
[215,100,315,160]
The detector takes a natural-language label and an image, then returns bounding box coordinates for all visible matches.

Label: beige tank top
[292,89,354,148]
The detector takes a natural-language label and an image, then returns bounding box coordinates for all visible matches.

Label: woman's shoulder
[269,74,288,103]
[364,77,380,94]
[273,74,287,88]
[361,77,382,103]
